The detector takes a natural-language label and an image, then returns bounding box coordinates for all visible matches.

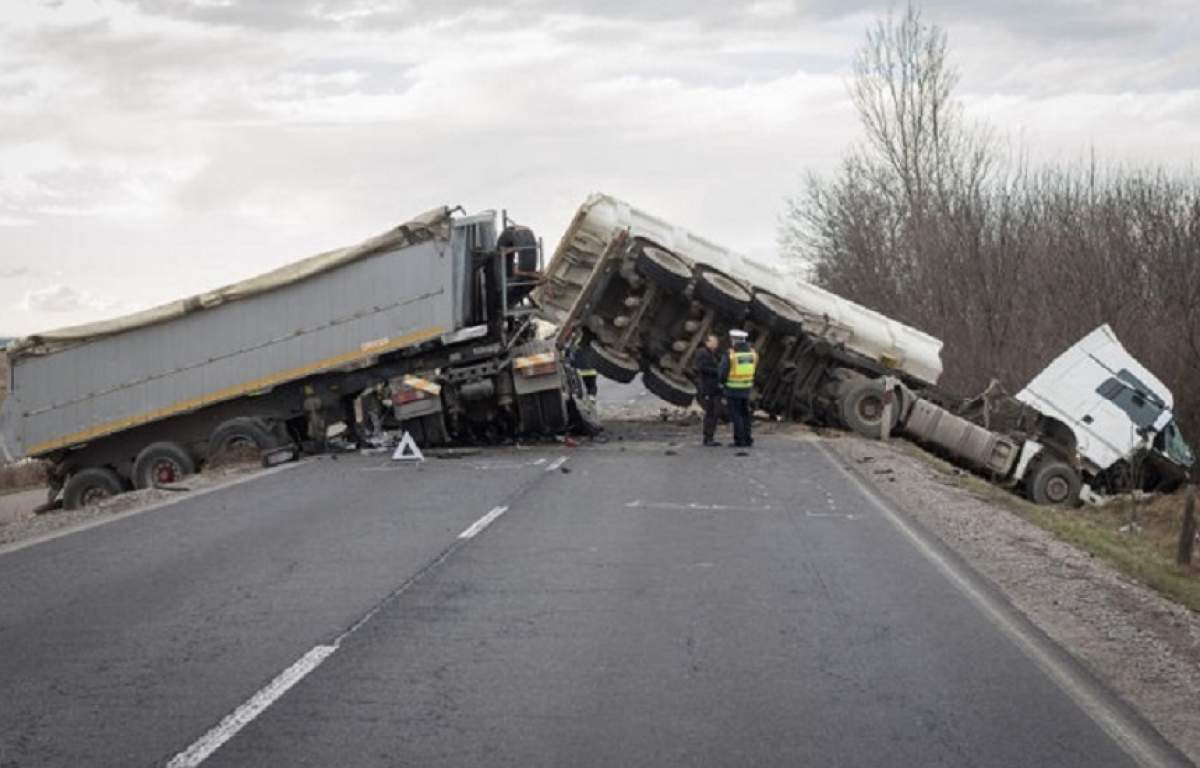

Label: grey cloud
[109,0,1173,43]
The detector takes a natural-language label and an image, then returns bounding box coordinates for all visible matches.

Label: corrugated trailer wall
[3,237,456,459]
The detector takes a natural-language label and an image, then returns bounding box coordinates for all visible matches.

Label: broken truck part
[0,207,582,509]
[536,193,1194,505]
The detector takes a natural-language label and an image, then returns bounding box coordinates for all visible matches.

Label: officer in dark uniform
[693,333,723,446]
[718,329,757,447]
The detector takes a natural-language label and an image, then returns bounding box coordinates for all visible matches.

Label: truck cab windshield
[1160,421,1195,468]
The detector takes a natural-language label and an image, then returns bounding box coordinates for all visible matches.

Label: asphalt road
[0,428,1175,767]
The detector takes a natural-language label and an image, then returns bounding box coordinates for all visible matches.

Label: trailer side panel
[4,239,454,459]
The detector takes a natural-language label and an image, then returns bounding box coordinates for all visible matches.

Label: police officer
[693,333,723,446]
[569,341,598,404]
[718,328,757,447]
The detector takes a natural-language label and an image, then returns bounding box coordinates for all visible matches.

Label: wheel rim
[80,485,112,506]
[642,246,692,279]
[1045,475,1070,503]
[702,270,751,301]
[224,435,257,451]
[856,393,884,423]
[756,292,804,323]
[153,459,181,485]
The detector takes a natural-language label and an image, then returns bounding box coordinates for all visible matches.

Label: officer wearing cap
[718,328,757,447]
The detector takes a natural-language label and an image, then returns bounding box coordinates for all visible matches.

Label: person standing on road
[693,333,723,446]
[718,329,757,448]
[569,341,599,405]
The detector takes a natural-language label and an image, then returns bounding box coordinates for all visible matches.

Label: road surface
[0,426,1183,767]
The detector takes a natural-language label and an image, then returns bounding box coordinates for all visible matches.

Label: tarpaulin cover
[7,206,452,359]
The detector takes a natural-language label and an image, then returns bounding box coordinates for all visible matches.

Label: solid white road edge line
[545,456,568,472]
[0,460,309,558]
[458,505,509,539]
[165,644,337,768]
[814,441,1182,768]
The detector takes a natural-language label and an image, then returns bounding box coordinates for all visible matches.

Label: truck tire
[520,390,567,435]
[404,414,448,446]
[643,365,697,408]
[587,340,639,383]
[750,291,805,336]
[840,379,899,439]
[208,417,279,458]
[635,244,692,294]
[695,267,750,318]
[63,467,123,510]
[132,441,196,489]
[1026,459,1082,506]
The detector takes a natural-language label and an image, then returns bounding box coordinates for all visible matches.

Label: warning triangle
[391,431,425,462]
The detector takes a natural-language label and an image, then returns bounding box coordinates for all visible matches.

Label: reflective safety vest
[579,368,597,378]
[725,348,757,389]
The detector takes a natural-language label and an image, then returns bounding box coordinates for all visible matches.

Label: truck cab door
[1077,378,1140,472]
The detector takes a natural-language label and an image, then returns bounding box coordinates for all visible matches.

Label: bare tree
[782,3,1200,451]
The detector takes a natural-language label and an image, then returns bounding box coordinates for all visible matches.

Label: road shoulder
[825,434,1200,766]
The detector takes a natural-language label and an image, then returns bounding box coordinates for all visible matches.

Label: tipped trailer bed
[536,193,1194,504]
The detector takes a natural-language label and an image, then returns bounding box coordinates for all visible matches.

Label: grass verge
[886,439,1200,612]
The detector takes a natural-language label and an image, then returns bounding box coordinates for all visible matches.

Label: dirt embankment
[828,434,1200,765]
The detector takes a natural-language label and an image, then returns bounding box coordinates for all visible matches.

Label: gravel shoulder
[826,433,1200,765]
[0,459,275,551]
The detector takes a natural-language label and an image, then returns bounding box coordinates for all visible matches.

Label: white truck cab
[1016,325,1194,493]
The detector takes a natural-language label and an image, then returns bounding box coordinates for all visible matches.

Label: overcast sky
[1,0,1197,336]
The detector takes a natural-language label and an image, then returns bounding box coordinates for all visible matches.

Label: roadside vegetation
[781,2,1200,449]
[889,438,1200,612]
[0,460,47,495]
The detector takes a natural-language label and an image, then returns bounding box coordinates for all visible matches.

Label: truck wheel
[63,467,123,510]
[750,291,805,336]
[643,365,697,408]
[587,341,639,383]
[521,390,568,435]
[1026,459,1082,506]
[403,414,448,446]
[840,379,899,439]
[695,267,751,318]
[635,244,691,294]
[132,442,196,489]
[208,417,279,457]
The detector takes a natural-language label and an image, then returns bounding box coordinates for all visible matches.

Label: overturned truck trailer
[537,193,1194,505]
[0,206,580,509]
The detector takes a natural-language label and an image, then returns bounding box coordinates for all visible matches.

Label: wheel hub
[155,460,179,485]
[1045,476,1070,503]
[857,395,883,423]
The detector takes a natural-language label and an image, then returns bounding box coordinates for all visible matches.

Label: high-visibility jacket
[578,368,597,378]
[725,348,757,389]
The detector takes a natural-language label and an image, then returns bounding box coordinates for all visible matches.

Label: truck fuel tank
[903,397,1020,478]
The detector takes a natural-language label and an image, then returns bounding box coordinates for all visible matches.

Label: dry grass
[888,439,1200,611]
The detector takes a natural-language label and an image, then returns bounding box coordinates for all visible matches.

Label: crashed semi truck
[536,193,1194,505]
[0,207,581,509]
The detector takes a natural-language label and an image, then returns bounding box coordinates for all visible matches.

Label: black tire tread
[694,268,751,318]
[132,441,196,489]
[750,291,805,336]
[63,467,123,510]
[643,365,697,408]
[634,244,691,294]
[587,341,639,384]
